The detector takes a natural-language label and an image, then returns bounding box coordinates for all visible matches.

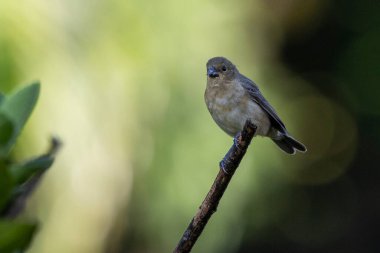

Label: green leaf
[9,155,54,185]
[0,113,15,153]
[0,164,14,211]
[0,82,40,155]
[0,220,37,253]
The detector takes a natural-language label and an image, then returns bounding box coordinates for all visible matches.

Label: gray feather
[238,74,286,134]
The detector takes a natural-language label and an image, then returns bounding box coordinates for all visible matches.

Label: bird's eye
[222,66,227,72]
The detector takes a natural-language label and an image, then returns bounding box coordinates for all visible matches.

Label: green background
[0,0,379,252]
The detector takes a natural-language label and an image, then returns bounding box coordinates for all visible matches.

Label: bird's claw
[233,133,242,150]
[219,160,229,174]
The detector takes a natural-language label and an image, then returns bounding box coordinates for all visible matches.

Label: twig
[174,120,257,253]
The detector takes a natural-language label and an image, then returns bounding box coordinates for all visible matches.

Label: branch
[174,120,257,253]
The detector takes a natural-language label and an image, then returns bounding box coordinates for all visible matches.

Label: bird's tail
[272,134,307,154]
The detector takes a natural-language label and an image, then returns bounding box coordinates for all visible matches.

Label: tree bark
[174,120,257,253]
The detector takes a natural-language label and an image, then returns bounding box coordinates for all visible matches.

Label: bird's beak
[207,66,219,78]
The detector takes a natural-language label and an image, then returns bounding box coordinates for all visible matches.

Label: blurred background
[0,0,379,252]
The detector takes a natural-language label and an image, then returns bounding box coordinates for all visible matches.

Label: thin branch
[174,120,257,253]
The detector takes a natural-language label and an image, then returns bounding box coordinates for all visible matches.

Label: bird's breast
[205,81,271,136]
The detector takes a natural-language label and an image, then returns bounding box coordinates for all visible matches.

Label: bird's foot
[219,160,230,174]
[233,133,242,150]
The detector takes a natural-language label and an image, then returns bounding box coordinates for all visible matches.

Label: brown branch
[173,120,257,253]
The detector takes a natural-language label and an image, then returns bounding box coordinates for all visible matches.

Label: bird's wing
[239,75,287,133]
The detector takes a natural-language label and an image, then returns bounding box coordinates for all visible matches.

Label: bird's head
[206,57,238,82]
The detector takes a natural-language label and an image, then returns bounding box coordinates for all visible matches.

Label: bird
[204,56,306,154]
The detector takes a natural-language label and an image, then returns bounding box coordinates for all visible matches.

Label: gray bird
[204,56,306,154]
